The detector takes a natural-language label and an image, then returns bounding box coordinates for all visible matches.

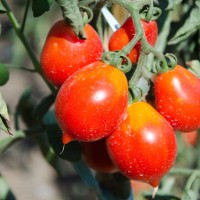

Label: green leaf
[169,1,200,45]
[43,110,82,162]
[166,0,183,10]
[0,131,25,153]
[0,2,7,14]
[32,0,53,17]
[186,60,200,78]
[55,0,86,38]
[0,174,16,200]
[0,63,9,86]
[0,93,11,135]
[33,94,55,121]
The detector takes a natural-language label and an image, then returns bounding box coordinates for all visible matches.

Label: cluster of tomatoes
[40,16,200,190]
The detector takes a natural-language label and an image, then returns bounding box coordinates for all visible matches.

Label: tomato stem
[1,0,56,94]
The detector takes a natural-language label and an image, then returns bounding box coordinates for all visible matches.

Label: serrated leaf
[166,0,183,10]
[55,0,85,38]
[32,0,53,17]
[169,1,200,45]
[0,93,11,135]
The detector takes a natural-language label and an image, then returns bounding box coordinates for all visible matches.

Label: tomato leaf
[43,110,82,162]
[166,0,183,10]
[0,174,16,200]
[0,63,9,86]
[33,94,55,121]
[187,60,200,78]
[32,0,53,17]
[55,0,85,38]
[0,2,7,14]
[0,93,11,135]
[168,1,200,45]
[0,131,25,153]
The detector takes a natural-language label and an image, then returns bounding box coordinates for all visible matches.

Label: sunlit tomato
[181,131,199,147]
[108,17,158,64]
[40,20,103,87]
[81,138,118,173]
[55,61,128,142]
[154,65,200,132]
[106,102,177,187]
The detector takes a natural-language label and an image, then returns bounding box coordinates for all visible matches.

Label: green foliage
[0,0,200,199]
[0,63,9,86]
[0,93,11,135]
[32,0,53,17]
[169,1,200,45]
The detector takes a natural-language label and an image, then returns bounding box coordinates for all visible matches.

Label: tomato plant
[1,0,200,200]
[106,102,177,187]
[108,17,158,64]
[55,61,128,142]
[40,20,103,87]
[154,65,200,132]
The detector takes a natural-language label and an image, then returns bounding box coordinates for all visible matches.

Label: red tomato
[108,17,158,64]
[55,61,128,142]
[81,138,118,173]
[106,102,177,187]
[154,65,200,132]
[40,20,103,87]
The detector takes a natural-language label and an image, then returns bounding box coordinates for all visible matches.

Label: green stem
[129,51,147,85]
[169,168,200,176]
[21,0,30,32]
[1,0,56,94]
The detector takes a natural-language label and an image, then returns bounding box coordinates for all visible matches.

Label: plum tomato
[81,138,118,173]
[108,17,158,64]
[40,20,103,87]
[106,102,177,187]
[55,61,128,142]
[154,65,200,132]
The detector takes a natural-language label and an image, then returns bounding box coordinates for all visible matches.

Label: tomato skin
[108,17,158,64]
[40,20,103,87]
[81,138,118,173]
[55,61,128,142]
[181,131,199,147]
[106,102,177,187]
[155,65,200,132]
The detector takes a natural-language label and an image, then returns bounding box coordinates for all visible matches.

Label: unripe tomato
[55,61,128,142]
[0,63,9,86]
[106,102,177,187]
[81,138,118,173]
[40,20,103,87]
[154,65,200,132]
[108,17,158,64]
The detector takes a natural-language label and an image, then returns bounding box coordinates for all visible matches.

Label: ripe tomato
[40,20,103,87]
[55,61,128,142]
[81,138,117,173]
[154,65,200,132]
[106,102,177,187]
[108,17,158,64]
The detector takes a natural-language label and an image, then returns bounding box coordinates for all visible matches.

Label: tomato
[154,65,200,132]
[81,138,117,173]
[106,102,177,187]
[108,17,158,64]
[40,20,103,87]
[55,61,128,142]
